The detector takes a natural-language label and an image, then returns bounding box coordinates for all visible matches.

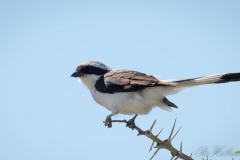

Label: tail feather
[171,72,240,90]
[216,73,240,83]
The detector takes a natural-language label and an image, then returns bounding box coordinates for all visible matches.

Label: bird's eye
[84,66,91,73]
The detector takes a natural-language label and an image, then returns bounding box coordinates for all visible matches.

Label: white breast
[90,87,168,115]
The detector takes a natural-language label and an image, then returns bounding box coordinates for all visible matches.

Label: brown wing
[95,70,175,93]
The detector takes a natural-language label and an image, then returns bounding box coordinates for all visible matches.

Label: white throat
[79,74,101,91]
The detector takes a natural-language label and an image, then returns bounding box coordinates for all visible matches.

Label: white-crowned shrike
[71,61,240,128]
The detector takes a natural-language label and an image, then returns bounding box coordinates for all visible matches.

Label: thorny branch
[104,118,193,160]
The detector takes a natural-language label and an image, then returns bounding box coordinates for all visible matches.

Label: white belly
[90,87,167,115]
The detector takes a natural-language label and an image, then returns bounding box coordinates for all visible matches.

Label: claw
[104,115,113,128]
[126,114,138,130]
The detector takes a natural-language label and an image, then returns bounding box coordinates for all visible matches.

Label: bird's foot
[126,114,138,130]
[104,115,112,128]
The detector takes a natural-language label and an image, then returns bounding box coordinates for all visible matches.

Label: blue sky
[1,1,240,160]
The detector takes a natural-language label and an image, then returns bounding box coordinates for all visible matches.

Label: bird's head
[71,61,110,89]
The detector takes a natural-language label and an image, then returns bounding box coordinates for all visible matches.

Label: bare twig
[108,118,193,160]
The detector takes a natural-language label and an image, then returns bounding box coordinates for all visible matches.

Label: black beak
[71,72,80,77]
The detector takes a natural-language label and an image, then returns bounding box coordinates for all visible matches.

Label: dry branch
[106,118,193,160]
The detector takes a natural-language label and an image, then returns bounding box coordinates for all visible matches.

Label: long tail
[170,72,240,91]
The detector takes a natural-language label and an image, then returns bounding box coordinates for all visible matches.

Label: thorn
[149,128,163,153]
[150,148,160,160]
[168,118,177,141]
[149,141,155,153]
[171,127,181,142]
[156,128,163,137]
[149,120,157,132]
[170,156,174,160]
[180,141,182,153]
[190,152,193,157]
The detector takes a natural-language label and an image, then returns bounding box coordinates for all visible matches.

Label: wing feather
[95,70,175,93]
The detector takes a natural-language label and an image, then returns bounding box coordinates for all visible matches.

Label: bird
[71,61,240,128]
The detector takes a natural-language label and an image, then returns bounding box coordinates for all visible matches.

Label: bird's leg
[104,114,114,128]
[126,114,138,130]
